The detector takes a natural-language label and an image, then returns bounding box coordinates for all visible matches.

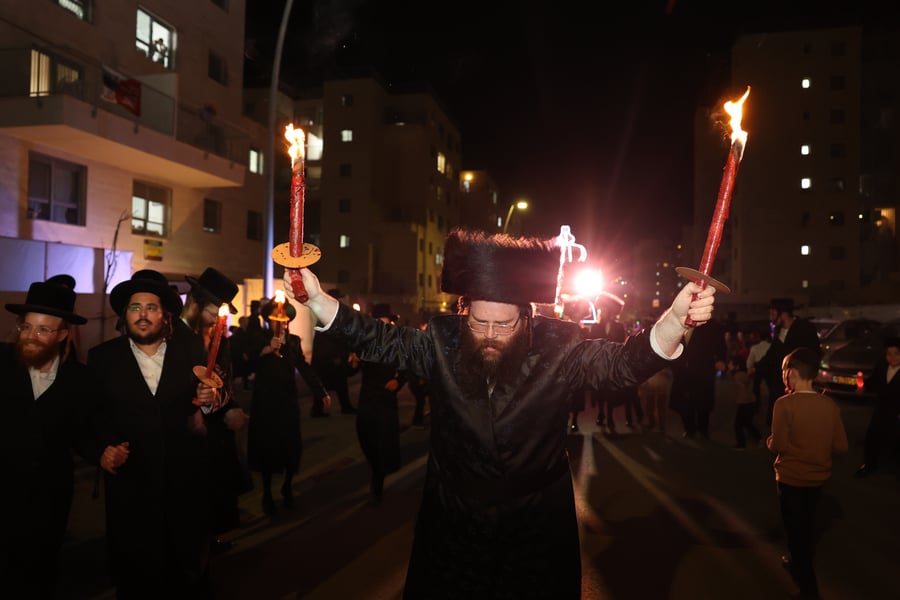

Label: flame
[284,123,305,166]
[725,87,750,146]
[274,289,285,304]
[217,303,229,318]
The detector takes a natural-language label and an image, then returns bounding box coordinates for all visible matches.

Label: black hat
[441,228,561,305]
[6,281,87,324]
[109,269,183,316]
[371,303,398,323]
[770,297,794,316]
[185,267,238,314]
[46,274,76,290]
[261,299,296,322]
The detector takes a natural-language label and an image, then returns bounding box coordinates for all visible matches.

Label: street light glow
[503,200,529,234]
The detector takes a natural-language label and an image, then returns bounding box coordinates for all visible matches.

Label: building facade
[0,0,269,351]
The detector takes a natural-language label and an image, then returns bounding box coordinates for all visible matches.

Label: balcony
[0,47,247,188]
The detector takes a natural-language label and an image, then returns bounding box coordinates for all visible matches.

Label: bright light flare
[725,87,750,146]
[217,303,229,318]
[284,123,305,166]
[274,289,286,304]
[573,268,604,298]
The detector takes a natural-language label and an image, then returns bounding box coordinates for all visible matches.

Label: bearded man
[284,228,717,599]
[88,269,218,597]
[1,279,99,598]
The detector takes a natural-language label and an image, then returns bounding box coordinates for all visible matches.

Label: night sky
[245,0,883,257]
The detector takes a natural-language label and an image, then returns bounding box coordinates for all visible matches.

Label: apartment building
[692,26,898,313]
[0,0,269,351]
[292,76,462,324]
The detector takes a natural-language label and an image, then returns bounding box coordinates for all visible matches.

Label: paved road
[58,375,900,599]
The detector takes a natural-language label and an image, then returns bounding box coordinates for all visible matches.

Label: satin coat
[325,304,669,599]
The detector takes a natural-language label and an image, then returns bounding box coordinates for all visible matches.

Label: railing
[0,46,249,165]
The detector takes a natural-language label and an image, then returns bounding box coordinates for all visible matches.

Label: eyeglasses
[466,316,520,336]
[127,303,161,314]
[16,323,61,337]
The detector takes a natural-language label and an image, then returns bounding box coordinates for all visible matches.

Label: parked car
[817,318,882,355]
[816,319,900,398]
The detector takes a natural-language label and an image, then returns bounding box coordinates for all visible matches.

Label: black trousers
[778,482,822,598]
[734,403,761,447]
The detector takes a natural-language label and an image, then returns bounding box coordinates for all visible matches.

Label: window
[208,52,227,85]
[132,181,170,237]
[428,274,433,289]
[27,153,86,225]
[57,0,91,21]
[428,242,433,255]
[203,198,221,233]
[800,144,810,156]
[246,210,262,241]
[136,8,175,68]
[339,163,352,177]
[338,198,351,213]
[830,109,845,124]
[801,245,810,256]
[436,152,446,174]
[339,234,350,248]
[801,78,811,89]
[341,94,354,107]
[248,147,264,174]
[832,177,846,192]
[830,143,846,158]
[830,75,846,90]
[462,180,470,193]
[829,211,845,225]
[419,238,425,251]
[341,129,353,142]
[29,49,81,98]
[801,178,812,189]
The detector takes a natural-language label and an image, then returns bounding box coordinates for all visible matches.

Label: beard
[127,317,169,345]
[16,337,60,369]
[458,320,530,393]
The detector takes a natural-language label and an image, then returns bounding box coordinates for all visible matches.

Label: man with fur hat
[181,267,249,551]
[88,269,218,597]
[284,228,717,598]
[1,279,101,598]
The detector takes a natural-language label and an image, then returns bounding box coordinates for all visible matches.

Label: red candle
[205,304,229,378]
[696,87,750,282]
[284,124,310,302]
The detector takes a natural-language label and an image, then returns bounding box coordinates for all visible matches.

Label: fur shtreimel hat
[441,229,560,305]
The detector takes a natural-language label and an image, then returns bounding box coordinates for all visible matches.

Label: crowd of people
[2,227,897,599]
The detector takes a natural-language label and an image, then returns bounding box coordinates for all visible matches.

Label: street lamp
[503,200,529,234]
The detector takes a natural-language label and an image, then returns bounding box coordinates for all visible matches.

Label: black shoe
[282,484,294,509]
[262,495,277,516]
[855,464,874,478]
[310,411,331,418]
[211,538,233,555]
[341,407,358,415]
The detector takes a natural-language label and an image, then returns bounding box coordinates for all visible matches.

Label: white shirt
[29,355,60,400]
[747,340,772,371]
[887,364,899,385]
[129,338,167,395]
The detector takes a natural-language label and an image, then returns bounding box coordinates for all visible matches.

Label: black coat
[356,361,407,476]
[88,334,210,593]
[0,344,100,596]
[324,304,668,599]
[670,318,727,413]
[247,334,304,474]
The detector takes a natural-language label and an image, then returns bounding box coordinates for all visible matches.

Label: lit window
[801,145,810,155]
[29,50,81,98]
[132,181,171,237]
[462,180,470,192]
[435,253,442,265]
[496,216,502,227]
[136,8,176,69]
[801,78,811,89]
[802,280,809,288]
[341,94,354,107]
[248,147,263,174]
[307,132,324,160]
[339,234,350,248]
[436,152,446,174]
[27,152,86,225]
[203,198,222,233]
[341,129,353,142]
[58,0,91,21]
[801,178,812,189]
[801,245,810,256]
